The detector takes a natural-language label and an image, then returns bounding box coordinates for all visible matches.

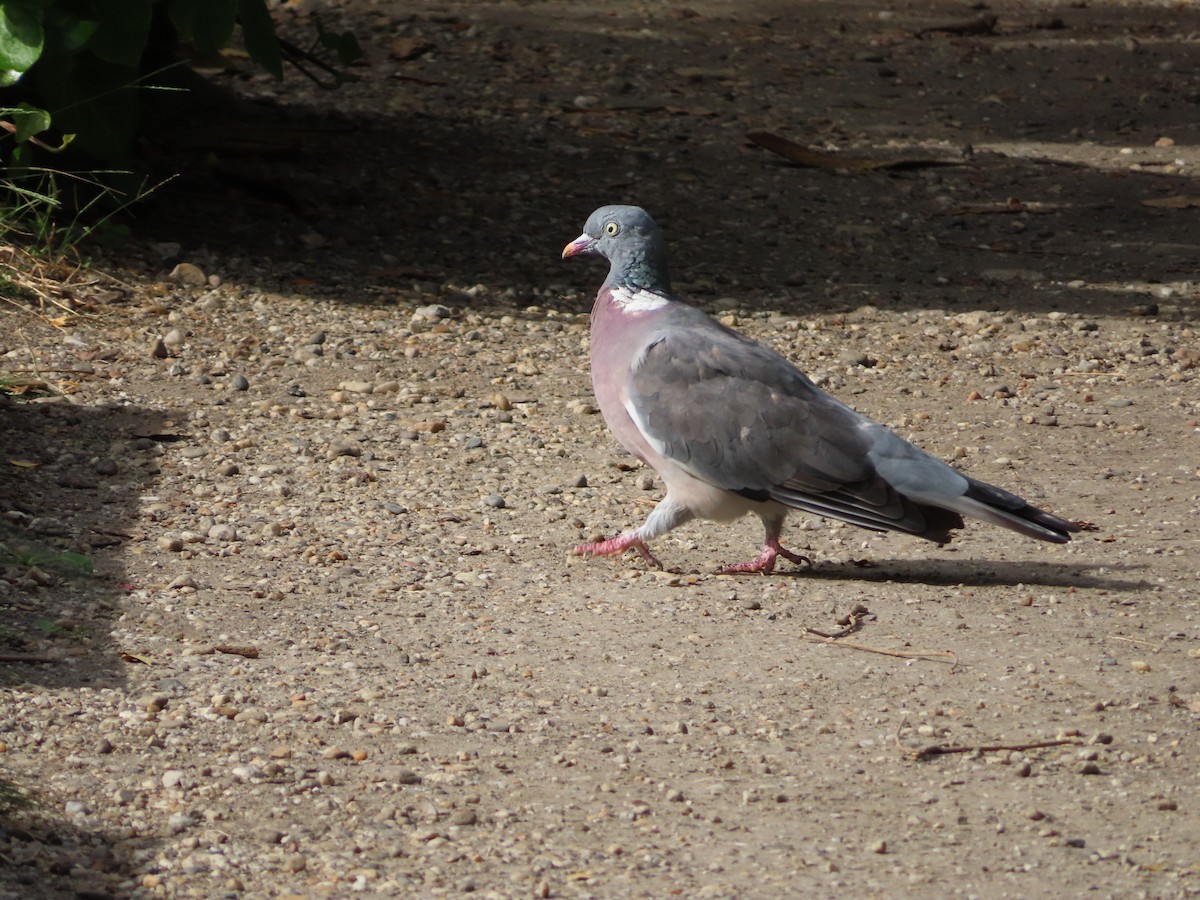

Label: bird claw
[715,543,811,576]
[574,535,662,570]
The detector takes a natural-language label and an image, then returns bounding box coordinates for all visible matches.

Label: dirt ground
[2,0,1198,897]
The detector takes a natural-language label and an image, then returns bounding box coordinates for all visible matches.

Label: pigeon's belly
[662,468,781,523]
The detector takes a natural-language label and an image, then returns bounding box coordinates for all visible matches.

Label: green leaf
[0,3,44,76]
[168,0,237,53]
[89,0,151,67]
[11,102,50,142]
[238,0,282,79]
[40,7,98,52]
[55,551,93,575]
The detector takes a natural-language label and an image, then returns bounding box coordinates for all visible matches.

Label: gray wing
[627,306,967,539]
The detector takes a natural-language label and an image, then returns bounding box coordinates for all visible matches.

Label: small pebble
[231,374,250,391]
[208,523,238,542]
[414,303,450,320]
[450,809,477,826]
[169,262,206,285]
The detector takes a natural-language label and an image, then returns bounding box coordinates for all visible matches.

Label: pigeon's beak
[562,233,595,259]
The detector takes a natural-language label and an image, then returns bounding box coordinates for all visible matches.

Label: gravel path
[2,1,1198,897]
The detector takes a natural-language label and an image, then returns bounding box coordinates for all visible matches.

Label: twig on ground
[909,737,1080,761]
[895,717,1082,760]
[799,605,958,669]
[0,653,57,664]
[800,603,868,639]
[804,637,959,669]
[1110,635,1159,648]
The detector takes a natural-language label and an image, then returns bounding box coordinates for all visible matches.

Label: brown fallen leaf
[214,645,260,659]
[916,13,999,37]
[120,651,154,665]
[673,66,737,79]
[747,132,961,172]
[1142,195,1200,209]
[390,37,436,61]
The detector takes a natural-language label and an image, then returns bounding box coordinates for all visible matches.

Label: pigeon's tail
[946,478,1080,544]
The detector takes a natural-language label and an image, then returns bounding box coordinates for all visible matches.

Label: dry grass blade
[0,241,112,321]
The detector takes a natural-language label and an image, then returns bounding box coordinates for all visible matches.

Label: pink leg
[574,533,663,570]
[716,538,810,576]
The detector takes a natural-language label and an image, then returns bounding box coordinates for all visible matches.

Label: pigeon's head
[563,205,671,292]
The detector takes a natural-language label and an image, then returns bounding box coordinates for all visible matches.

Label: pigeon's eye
[604,222,620,236]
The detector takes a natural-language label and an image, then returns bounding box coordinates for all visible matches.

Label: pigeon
[562,204,1079,574]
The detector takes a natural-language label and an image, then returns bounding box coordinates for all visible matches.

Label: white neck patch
[611,284,670,313]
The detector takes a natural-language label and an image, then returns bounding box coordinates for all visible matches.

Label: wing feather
[625,307,963,540]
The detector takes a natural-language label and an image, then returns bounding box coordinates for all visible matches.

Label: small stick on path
[895,718,1082,760]
[799,605,958,669]
[909,738,1081,762]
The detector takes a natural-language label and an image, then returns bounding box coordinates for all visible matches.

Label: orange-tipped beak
[562,233,594,259]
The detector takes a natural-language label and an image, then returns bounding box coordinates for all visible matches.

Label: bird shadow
[773,556,1150,592]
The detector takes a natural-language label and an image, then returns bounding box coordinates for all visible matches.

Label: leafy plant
[33,618,61,637]
[0,0,287,164]
[0,539,93,577]
[0,778,32,816]
[1,1,365,170]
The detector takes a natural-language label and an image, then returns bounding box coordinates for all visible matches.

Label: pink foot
[574,533,662,570]
[716,540,811,576]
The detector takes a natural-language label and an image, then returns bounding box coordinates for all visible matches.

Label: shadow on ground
[127,0,1200,323]
[0,397,167,898]
[796,556,1152,591]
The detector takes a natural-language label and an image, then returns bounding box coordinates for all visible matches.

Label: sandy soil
[1,1,1198,897]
